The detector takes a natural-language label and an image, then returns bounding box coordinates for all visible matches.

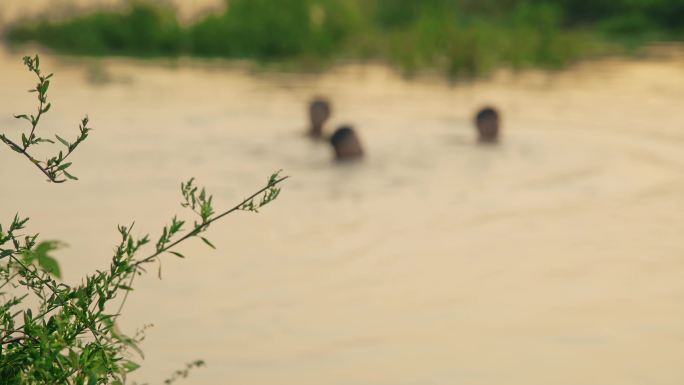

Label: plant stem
[0,135,65,183]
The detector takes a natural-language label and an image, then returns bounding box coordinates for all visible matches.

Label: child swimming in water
[474,107,501,144]
[330,125,364,161]
[308,97,332,139]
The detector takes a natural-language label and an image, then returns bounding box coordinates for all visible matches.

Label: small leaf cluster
[163,360,205,385]
[239,171,283,213]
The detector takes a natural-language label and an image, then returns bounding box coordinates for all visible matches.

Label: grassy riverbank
[6,0,684,77]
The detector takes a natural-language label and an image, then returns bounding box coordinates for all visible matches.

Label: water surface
[1,26,684,385]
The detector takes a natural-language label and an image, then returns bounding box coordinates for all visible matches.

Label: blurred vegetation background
[6,0,684,77]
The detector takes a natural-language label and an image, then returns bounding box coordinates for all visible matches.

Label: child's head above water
[308,97,332,138]
[330,125,364,161]
[474,107,500,144]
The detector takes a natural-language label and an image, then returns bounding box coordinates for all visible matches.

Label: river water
[2,4,684,385]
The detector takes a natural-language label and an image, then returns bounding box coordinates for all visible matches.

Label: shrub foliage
[9,0,684,77]
[0,55,287,384]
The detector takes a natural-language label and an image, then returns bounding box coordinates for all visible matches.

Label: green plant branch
[0,135,60,182]
[164,360,205,385]
[136,176,288,268]
[114,174,289,319]
[0,55,91,183]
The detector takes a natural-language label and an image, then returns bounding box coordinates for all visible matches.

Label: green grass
[6,0,684,77]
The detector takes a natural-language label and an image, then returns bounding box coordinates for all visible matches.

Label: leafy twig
[0,55,91,183]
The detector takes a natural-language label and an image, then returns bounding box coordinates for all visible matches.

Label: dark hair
[330,125,355,147]
[475,107,499,122]
[310,98,331,114]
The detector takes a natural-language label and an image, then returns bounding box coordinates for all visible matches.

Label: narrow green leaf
[38,255,61,279]
[55,135,70,147]
[200,237,216,249]
[87,372,97,385]
[69,350,79,366]
[123,360,141,372]
[56,162,72,171]
[40,80,50,95]
[168,251,185,259]
[63,170,79,180]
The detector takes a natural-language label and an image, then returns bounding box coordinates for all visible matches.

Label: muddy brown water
[2,3,684,385]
